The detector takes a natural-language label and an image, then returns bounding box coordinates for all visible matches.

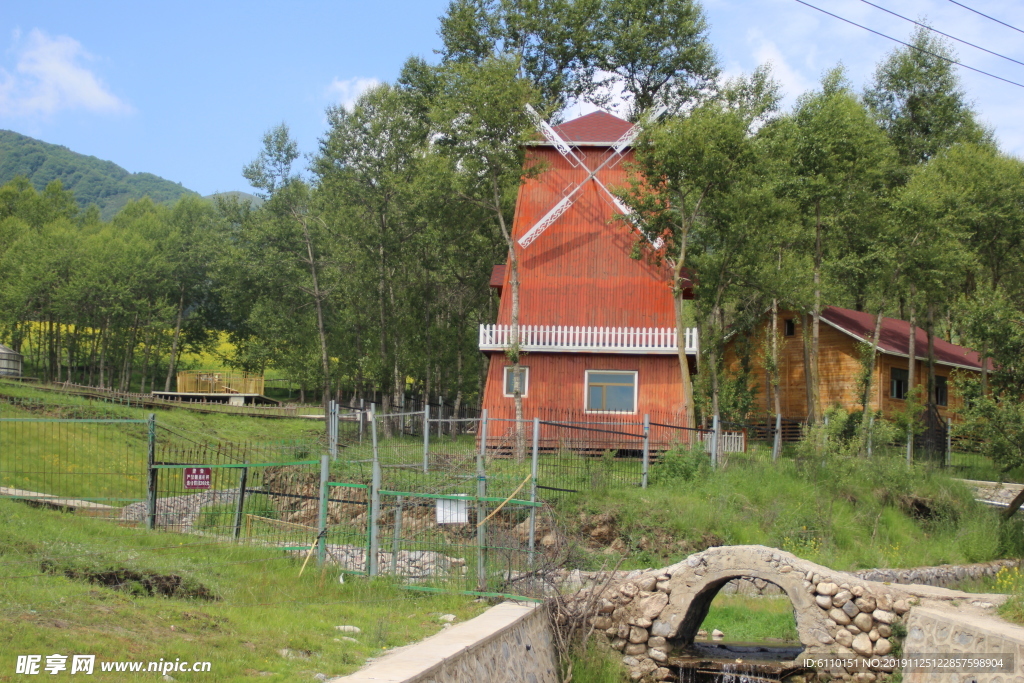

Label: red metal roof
[821,306,988,370]
[551,111,634,144]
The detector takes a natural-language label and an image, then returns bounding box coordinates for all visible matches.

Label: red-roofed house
[478,111,697,426]
[730,306,987,422]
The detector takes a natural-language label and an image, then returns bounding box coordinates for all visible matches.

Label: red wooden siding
[483,353,685,418]
[495,145,678,329]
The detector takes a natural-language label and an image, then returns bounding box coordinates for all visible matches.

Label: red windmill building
[478,109,698,437]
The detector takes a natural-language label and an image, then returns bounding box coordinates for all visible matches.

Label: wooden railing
[176,371,264,395]
[478,324,698,354]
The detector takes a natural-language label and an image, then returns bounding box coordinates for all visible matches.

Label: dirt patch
[899,494,939,520]
[40,560,219,600]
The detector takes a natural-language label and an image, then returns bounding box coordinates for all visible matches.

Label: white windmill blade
[607,104,668,169]
[518,191,580,248]
[592,177,663,249]
[525,104,584,168]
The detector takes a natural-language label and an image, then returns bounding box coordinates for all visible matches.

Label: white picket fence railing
[478,324,698,354]
[703,430,746,454]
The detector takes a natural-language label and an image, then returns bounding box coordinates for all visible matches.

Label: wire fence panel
[138,436,324,554]
[0,408,149,517]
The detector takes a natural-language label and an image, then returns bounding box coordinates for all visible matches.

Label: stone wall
[329,602,558,683]
[903,606,1024,683]
[571,547,916,681]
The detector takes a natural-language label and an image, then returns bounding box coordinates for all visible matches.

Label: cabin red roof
[550,111,633,144]
[489,265,505,288]
[821,306,988,371]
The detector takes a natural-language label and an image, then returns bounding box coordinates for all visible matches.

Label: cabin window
[890,367,909,400]
[586,370,637,412]
[503,366,528,397]
[935,375,948,407]
[784,319,795,336]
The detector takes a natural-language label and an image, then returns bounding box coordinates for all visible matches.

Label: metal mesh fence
[0,406,149,516]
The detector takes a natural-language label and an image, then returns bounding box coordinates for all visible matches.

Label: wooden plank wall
[727,313,972,422]
[495,146,680,329]
[481,352,685,420]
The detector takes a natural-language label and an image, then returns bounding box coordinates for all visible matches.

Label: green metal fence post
[233,466,249,540]
[528,417,539,569]
[369,404,380,577]
[642,414,650,489]
[318,450,329,566]
[146,413,157,530]
[946,417,952,468]
[476,409,488,591]
[391,496,403,576]
[422,404,430,474]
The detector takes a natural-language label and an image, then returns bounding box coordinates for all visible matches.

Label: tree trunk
[164,287,186,391]
[860,308,885,456]
[673,258,695,429]
[801,313,814,424]
[770,299,782,461]
[298,213,332,415]
[906,295,917,463]
[810,202,823,424]
[492,174,525,460]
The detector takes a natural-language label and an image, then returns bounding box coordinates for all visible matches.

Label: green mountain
[204,190,264,209]
[0,129,198,220]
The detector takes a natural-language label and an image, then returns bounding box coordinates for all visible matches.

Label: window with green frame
[585,370,637,412]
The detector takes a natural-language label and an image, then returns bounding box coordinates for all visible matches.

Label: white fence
[478,324,698,355]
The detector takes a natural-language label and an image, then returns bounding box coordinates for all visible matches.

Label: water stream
[670,638,816,682]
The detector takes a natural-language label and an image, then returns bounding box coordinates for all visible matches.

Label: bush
[649,442,710,486]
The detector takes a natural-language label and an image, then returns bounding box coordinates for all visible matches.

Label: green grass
[0,379,328,502]
[554,452,1024,572]
[0,498,485,682]
[701,594,799,642]
[566,638,631,682]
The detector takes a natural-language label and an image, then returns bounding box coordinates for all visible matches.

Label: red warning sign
[184,467,212,489]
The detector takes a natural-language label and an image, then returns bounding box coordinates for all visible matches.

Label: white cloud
[747,29,814,103]
[325,76,380,111]
[0,29,132,117]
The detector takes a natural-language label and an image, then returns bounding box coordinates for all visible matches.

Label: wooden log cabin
[478,111,698,450]
[727,306,987,424]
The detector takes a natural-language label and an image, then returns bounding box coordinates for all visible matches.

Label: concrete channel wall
[330,602,559,683]
[903,606,1024,683]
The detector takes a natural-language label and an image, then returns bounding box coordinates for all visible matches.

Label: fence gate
[146,438,323,556]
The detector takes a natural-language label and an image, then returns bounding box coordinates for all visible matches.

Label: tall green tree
[432,55,538,454]
[243,124,336,409]
[621,66,780,427]
[787,67,895,424]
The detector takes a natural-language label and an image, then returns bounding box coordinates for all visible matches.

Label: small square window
[935,376,948,407]
[503,366,528,397]
[586,370,637,412]
[784,319,796,337]
[891,367,908,400]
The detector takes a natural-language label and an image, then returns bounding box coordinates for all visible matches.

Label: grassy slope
[555,451,1024,572]
[0,380,327,503]
[0,499,484,682]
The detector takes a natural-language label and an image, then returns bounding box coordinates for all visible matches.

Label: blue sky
[2,0,1022,196]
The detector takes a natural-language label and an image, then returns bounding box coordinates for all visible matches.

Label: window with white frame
[503,366,529,397]
[585,370,637,412]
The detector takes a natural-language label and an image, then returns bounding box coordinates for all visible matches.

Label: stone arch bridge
[571,545,956,682]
